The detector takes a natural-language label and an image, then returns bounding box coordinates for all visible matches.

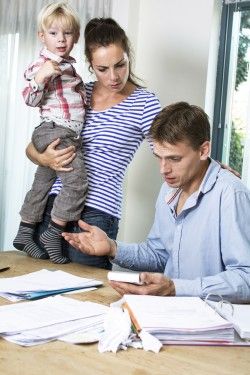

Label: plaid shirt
[22,48,86,125]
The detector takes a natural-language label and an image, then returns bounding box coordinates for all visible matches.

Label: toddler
[13,2,88,263]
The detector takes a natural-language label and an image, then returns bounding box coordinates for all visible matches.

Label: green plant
[229,11,249,173]
[229,123,243,175]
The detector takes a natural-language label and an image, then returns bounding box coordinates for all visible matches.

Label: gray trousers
[20,121,88,223]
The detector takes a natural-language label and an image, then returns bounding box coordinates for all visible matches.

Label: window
[212,0,250,186]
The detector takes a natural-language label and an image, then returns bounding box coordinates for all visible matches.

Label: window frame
[211,0,250,160]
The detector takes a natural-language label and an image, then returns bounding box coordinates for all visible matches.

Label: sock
[40,221,70,264]
[13,222,49,259]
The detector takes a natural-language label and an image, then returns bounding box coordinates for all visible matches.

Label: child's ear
[38,31,45,43]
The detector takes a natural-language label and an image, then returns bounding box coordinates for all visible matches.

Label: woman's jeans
[34,195,119,269]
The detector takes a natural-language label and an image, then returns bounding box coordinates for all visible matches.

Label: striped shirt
[23,48,86,133]
[51,82,161,218]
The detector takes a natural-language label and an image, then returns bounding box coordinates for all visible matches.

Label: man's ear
[38,31,45,43]
[200,141,210,160]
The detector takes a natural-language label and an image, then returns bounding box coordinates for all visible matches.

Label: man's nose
[160,160,171,174]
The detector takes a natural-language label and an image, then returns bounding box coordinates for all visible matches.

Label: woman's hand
[219,162,241,178]
[26,138,76,172]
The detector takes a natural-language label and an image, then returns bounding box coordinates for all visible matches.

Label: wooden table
[0,251,249,375]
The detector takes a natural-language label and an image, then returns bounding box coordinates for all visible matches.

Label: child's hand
[35,60,62,85]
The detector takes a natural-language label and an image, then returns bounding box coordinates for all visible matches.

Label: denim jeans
[35,195,119,269]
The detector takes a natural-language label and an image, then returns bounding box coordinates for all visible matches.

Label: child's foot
[40,221,70,264]
[13,222,49,259]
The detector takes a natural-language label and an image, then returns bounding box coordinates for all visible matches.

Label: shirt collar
[197,158,221,195]
[40,47,76,64]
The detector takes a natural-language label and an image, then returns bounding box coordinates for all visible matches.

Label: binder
[121,295,235,344]
[207,299,250,340]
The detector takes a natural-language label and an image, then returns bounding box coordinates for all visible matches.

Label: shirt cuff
[111,242,129,266]
[30,78,45,92]
[172,278,203,298]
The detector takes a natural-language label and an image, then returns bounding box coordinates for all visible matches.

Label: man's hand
[109,272,176,296]
[62,220,117,257]
[35,60,62,85]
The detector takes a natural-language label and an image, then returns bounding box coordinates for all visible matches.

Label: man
[63,102,250,302]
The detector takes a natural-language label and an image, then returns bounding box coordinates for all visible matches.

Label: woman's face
[90,43,130,92]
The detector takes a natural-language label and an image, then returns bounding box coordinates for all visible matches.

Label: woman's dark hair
[84,17,142,87]
[149,102,211,150]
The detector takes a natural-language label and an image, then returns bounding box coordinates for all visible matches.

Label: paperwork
[207,300,250,340]
[0,295,108,346]
[121,295,235,344]
[107,271,142,285]
[0,269,102,301]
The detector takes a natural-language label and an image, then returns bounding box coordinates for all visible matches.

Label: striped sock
[40,221,70,264]
[13,222,49,259]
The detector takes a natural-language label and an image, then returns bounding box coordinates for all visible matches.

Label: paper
[0,269,102,301]
[98,306,132,353]
[208,301,250,340]
[107,271,142,285]
[122,295,234,344]
[0,295,109,346]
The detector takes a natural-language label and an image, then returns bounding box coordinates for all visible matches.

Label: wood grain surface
[0,251,249,375]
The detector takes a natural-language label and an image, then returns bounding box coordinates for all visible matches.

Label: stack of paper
[122,295,235,345]
[0,269,103,301]
[207,301,250,340]
[0,295,108,346]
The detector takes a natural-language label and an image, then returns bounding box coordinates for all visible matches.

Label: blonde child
[13,2,87,263]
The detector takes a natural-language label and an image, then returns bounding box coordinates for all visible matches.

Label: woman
[27,18,161,269]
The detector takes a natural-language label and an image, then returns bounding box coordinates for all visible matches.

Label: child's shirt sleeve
[22,59,46,107]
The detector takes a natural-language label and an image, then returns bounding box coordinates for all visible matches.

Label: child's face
[38,20,78,59]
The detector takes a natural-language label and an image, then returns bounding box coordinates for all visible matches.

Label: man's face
[153,140,210,191]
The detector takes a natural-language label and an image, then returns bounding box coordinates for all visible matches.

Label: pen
[0,267,10,273]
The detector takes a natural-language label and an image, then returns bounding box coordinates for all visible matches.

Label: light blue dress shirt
[114,159,250,302]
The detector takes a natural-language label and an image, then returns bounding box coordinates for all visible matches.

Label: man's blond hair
[37,2,80,37]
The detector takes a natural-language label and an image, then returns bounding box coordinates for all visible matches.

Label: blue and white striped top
[50,82,161,219]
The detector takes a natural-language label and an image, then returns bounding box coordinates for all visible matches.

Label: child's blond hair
[38,2,80,37]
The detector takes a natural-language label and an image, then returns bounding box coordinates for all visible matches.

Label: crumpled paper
[98,299,162,353]
[98,306,132,353]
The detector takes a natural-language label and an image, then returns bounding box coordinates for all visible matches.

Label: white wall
[0,0,222,249]
[112,0,221,242]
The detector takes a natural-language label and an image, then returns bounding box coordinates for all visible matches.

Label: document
[0,269,103,301]
[122,295,235,344]
[107,271,142,285]
[207,301,250,340]
[0,295,109,346]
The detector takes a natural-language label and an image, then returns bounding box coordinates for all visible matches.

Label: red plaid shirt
[22,48,86,124]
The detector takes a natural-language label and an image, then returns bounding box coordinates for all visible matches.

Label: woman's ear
[200,141,211,160]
